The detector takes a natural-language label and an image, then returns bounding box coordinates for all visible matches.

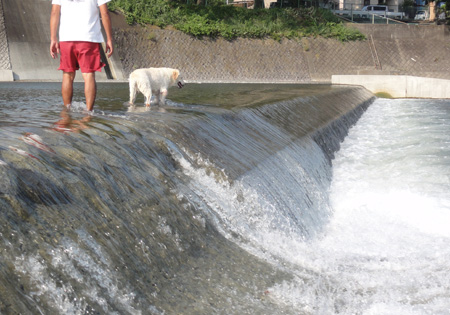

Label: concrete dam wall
[1,0,450,83]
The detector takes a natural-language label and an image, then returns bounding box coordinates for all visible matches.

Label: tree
[401,0,415,19]
[253,0,264,8]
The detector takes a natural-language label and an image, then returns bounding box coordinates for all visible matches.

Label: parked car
[360,5,405,19]
[414,10,428,20]
[361,5,389,12]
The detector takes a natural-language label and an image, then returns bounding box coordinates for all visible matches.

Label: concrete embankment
[110,15,450,86]
[1,0,65,81]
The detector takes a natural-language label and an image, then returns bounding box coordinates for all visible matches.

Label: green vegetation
[108,0,365,41]
[375,91,393,98]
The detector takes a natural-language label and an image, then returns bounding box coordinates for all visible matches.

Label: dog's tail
[129,74,138,105]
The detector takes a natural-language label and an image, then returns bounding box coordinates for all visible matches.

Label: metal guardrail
[327,2,411,24]
[332,11,408,24]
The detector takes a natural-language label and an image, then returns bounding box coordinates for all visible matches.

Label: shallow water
[1,82,448,314]
[1,81,346,314]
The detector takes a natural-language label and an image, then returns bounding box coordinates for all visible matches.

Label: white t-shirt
[52,0,110,42]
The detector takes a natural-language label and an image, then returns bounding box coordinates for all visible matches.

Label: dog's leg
[136,77,152,108]
[154,90,161,105]
[144,92,152,108]
[129,78,137,106]
[159,89,168,106]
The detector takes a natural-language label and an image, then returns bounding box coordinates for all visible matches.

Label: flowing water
[268,98,450,314]
[0,82,449,314]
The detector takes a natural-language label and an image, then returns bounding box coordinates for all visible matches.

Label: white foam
[267,98,450,313]
[15,231,144,314]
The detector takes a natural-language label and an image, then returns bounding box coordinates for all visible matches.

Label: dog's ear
[172,69,180,81]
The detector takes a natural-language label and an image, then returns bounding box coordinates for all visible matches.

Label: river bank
[1,0,450,84]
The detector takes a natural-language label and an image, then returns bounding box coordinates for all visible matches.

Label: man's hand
[99,4,114,58]
[105,39,114,58]
[50,40,59,59]
[50,4,61,59]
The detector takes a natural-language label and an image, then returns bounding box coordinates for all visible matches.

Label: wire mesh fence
[112,23,450,83]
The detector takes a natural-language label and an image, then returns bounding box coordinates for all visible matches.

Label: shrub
[108,0,365,41]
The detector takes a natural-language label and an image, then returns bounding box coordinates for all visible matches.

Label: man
[50,0,114,112]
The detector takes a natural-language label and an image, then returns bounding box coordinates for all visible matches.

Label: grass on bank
[107,0,365,41]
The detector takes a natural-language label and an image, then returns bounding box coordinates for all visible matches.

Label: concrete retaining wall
[3,0,65,81]
[1,0,124,81]
[0,0,12,81]
[332,75,450,98]
[110,14,450,84]
[1,1,450,90]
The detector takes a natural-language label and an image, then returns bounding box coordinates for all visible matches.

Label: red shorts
[58,41,105,73]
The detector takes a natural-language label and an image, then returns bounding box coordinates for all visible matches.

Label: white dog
[128,67,185,108]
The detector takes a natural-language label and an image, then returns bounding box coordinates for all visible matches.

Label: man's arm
[99,4,114,58]
[50,4,60,59]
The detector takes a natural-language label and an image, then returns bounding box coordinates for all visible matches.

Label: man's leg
[62,71,75,107]
[82,72,96,111]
